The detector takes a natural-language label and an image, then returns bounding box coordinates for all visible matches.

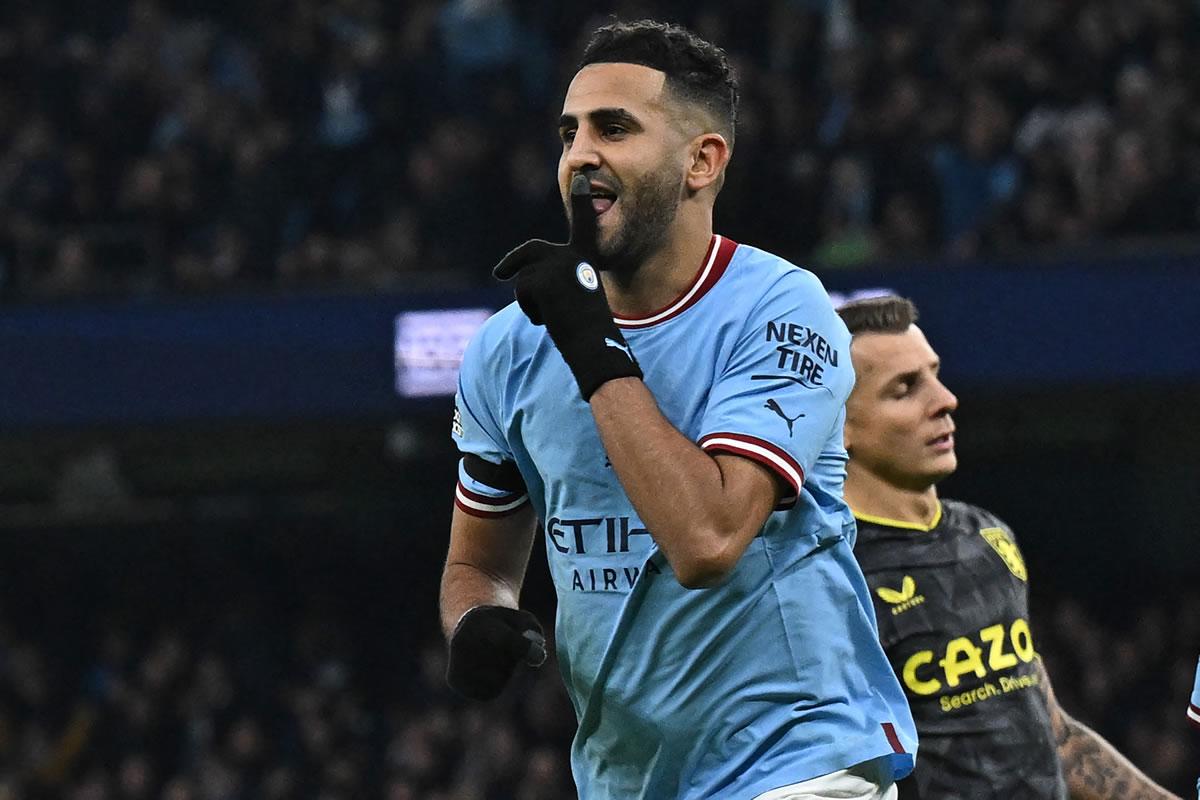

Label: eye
[560,128,576,145]
[602,124,627,138]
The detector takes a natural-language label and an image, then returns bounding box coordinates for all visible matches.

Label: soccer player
[439,20,917,800]
[1190,655,1200,798]
[838,295,1179,799]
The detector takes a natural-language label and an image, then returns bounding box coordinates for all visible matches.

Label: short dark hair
[579,20,738,146]
[837,296,919,336]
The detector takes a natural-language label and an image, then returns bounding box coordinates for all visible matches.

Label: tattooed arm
[1037,658,1180,800]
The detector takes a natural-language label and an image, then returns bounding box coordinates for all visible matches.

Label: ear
[842,394,862,454]
[684,133,731,193]
[842,417,856,454]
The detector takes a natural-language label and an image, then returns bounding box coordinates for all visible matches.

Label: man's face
[557,63,690,273]
[845,325,959,491]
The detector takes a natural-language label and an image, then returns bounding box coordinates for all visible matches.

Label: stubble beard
[596,167,682,281]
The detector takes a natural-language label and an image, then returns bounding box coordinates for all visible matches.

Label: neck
[601,205,712,317]
[844,463,941,529]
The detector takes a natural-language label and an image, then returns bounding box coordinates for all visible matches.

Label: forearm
[1056,714,1178,800]
[439,561,521,640]
[439,507,536,640]
[590,377,773,587]
[1037,658,1178,799]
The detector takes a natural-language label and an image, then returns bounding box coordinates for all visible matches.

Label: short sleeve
[698,270,853,510]
[451,329,529,518]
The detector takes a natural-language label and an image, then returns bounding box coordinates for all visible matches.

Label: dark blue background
[2,256,1196,428]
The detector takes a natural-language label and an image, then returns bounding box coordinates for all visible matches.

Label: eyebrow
[558,107,644,132]
[884,359,940,389]
[887,369,921,389]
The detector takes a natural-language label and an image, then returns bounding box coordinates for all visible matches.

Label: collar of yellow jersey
[852,501,943,532]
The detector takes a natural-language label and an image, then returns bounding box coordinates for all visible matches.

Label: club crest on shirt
[979,527,1027,581]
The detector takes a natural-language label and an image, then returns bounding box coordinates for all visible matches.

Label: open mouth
[928,432,955,451]
[591,185,617,215]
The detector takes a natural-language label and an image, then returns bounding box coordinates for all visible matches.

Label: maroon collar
[613,235,738,330]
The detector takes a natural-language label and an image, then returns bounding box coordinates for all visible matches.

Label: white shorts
[750,757,898,800]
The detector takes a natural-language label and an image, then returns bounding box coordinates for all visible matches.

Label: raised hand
[493,173,642,400]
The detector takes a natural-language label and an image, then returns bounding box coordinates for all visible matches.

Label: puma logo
[604,338,633,361]
[764,399,804,437]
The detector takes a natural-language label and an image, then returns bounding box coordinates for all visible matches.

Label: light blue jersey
[1190,656,1200,798]
[1191,657,1200,727]
[453,236,916,799]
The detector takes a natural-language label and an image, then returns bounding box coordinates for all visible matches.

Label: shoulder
[726,244,834,302]
[467,301,532,349]
[851,515,889,544]
[721,244,850,344]
[850,513,915,562]
[462,302,544,366]
[458,302,551,407]
[850,520,887,567]
[851,518,916,572]
[941,498,1019,541]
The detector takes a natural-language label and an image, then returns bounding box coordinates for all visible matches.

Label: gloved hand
[493,173,643,400]
[446,605,547,701]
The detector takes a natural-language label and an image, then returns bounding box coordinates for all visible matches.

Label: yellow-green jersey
[853,498,1067,799]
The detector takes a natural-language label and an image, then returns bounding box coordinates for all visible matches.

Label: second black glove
[493,173,643,401]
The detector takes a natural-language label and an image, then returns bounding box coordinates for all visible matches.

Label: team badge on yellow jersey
[980,527,1027,581]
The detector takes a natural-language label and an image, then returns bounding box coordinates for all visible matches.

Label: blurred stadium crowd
[2,0,1198,798]
[2,0,1199,300]
[0,566,1196,799]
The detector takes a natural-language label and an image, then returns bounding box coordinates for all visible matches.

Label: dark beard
[597,168,682,280]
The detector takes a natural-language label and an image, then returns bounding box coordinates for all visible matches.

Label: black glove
[446,606,547,701]
[493,173,643,400]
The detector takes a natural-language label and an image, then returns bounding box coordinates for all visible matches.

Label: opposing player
[439,20,917,800]
[839,295,1178,799]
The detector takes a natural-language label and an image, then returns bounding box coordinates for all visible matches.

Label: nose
[932,378,958,417]
[564,126,602,173]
